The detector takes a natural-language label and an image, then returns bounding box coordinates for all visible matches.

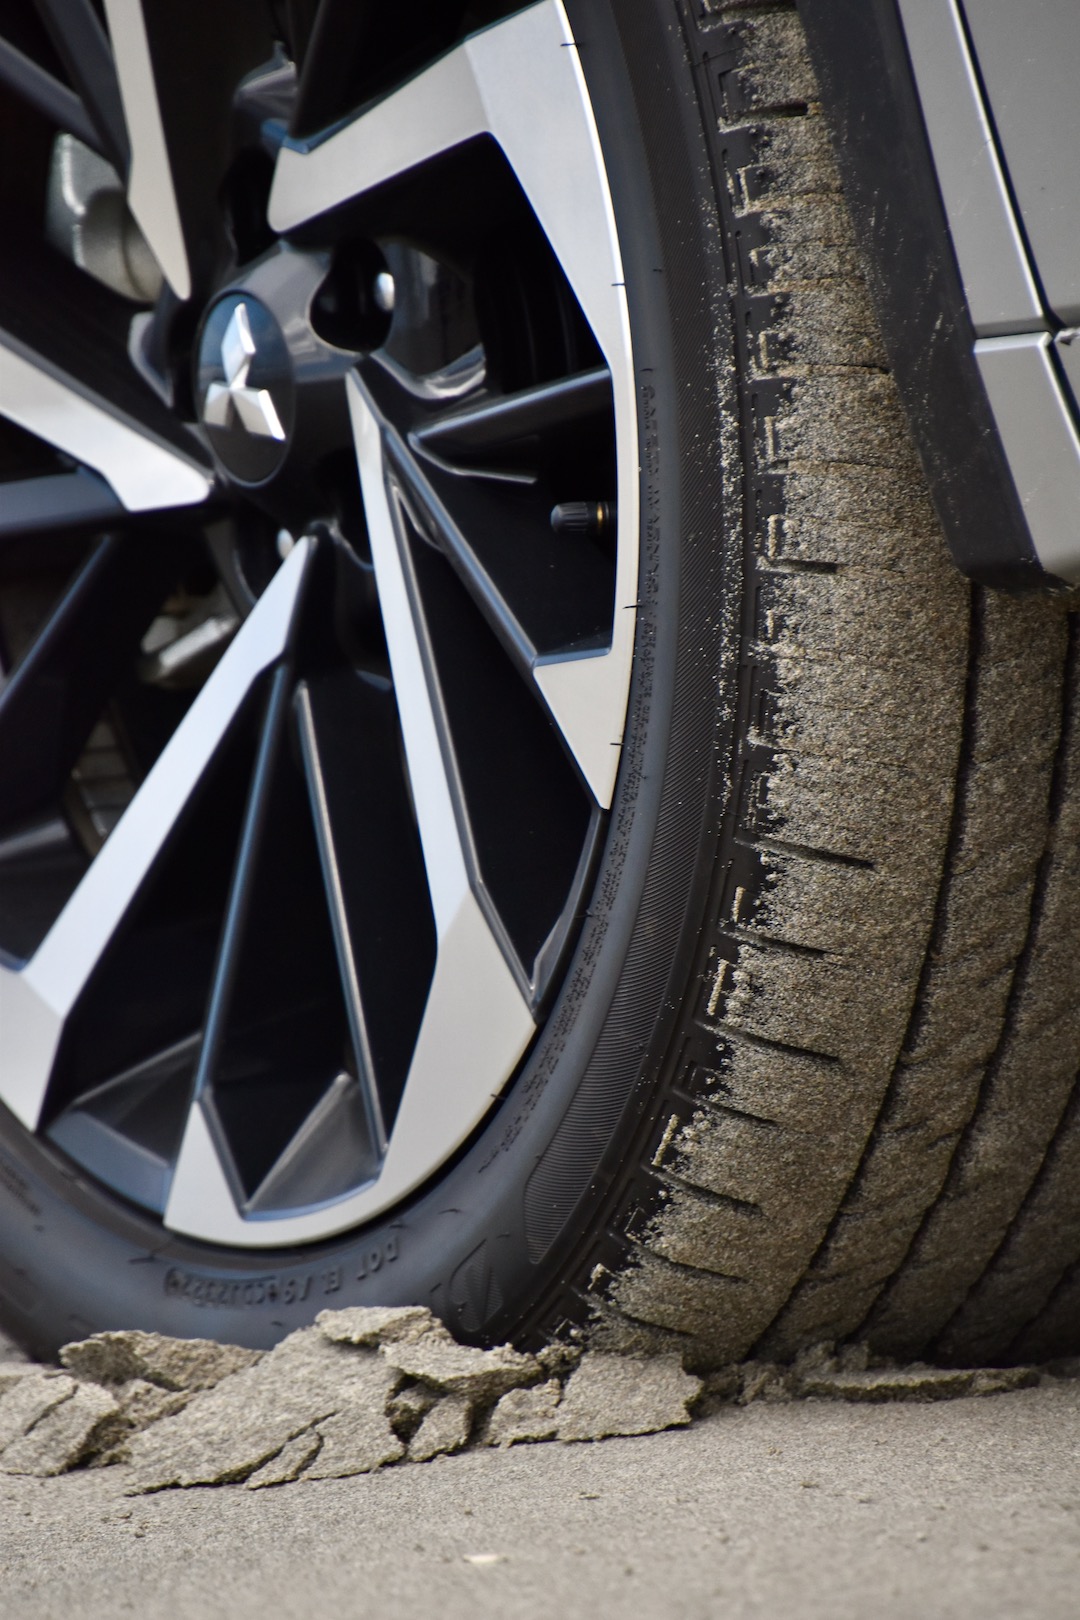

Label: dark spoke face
[0,0,638,1245]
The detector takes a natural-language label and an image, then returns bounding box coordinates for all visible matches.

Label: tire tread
[603,1,1080,1366]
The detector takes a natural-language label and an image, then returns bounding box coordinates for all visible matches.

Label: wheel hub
[194,248,358,521]
[197,295,292,476]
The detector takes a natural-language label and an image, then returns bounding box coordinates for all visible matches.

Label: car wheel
[0,0,1077,1369]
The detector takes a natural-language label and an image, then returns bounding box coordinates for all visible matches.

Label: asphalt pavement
[0,1367,1077,1620]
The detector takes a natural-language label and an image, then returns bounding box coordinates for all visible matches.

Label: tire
[0,1,1078,1371]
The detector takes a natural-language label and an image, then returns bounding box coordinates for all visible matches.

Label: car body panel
[801,0,1080,588]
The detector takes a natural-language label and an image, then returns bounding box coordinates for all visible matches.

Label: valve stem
[550,501,615,539]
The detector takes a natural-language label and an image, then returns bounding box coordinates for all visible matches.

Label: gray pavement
[0,1376,1077,1620]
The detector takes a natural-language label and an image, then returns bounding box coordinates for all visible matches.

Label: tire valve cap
[550,501,615,538]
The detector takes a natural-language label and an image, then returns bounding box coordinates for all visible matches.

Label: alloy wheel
[0,0,637,1245]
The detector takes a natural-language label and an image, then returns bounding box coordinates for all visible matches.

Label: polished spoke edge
[101,0,191,301]
[0,338,212,511]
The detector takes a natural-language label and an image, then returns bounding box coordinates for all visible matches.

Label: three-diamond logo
[202,302,286,442]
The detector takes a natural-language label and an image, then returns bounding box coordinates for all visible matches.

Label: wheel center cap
[196,294,295,485]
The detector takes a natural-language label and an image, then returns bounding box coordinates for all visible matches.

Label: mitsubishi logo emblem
[203,302,286,441]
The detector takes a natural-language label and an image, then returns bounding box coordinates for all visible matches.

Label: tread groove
[649,1167,766,1220]
[701,1020,842,1068]
[746,835,875,872]
[669,1092,783,1133]
[623,1241,748,1290]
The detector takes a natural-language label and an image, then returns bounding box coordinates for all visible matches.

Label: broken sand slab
[0,1308,1062,1490]
[0,1309,701,1489]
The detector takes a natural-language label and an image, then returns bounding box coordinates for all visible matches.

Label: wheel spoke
[0,329,211,513]
[412,365,611,467]
[295,660,436,1132]
[35,0,129,173]
[184,659,385,1211]
[0,235,212,510]
[358,363,612,675]
[289,0,462,139]
[0,470,122,539]
[99,0,190,301]
[100,0,274,301]
[349,377,535,1158]
[47,1034,200,1216]
[397,490,601,996]
[0,533,179,834]
[0,33,101,154]
[356,370,625,805]
[0,538,313,1133]
[370,386,537,681]
[269,2,626,365]
[349,385,507,961]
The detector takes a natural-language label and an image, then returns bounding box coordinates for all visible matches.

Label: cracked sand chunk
[1,1382,120,1476]
[537,1343,582,1380]
[92,1383,192,1467]
[246,1431,322,1489]
[408,1394,472,1462]
[798,1367,977,1401]
[116,1379,191,1428]
[302,1405,404,1480]
[61,1330,260,1392]
[0,1373,76,1452]
[738,1364,795,1404]
[485,1380,562,1446]
[556,1353,702,1442]
[381,1337,540,1403]
[388,1381,439,1438]
[792,1342,845,1378]
[0,1362,48,1397]
[970,1367,1039,1396]
[124,1328,400,1492]
[317,1306,446,1348]
[702,1367,743,1404]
